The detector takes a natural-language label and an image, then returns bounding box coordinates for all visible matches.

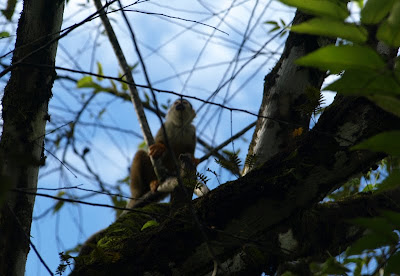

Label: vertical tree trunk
[243,11,333,174]
[0,0,65,275]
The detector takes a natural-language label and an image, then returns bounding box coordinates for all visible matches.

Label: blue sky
[0,0,339,275]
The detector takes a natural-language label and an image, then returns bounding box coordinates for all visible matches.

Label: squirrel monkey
[129,98,196,206]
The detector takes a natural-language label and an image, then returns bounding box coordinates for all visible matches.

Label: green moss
[78,203,170,267]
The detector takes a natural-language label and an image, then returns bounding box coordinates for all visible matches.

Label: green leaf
[385,251,400,274]
[368,95,400,117]
[77,76,93,88]
[381,210,400,227]
[53,201,64,214]
[352,131,400,156]
[324,70,400,96]
[347,233,395,256]
[264,20,278,26]
[296,45,386,73]
[77,76,102,91]
[1,0,17,21]
[121,77,128,91]
[96,62,104,81]
[351,217,396,237]
[361,0,395,24]
[322,257,351,274]
[376,170,400,192]
[355,0,364,9]
[291,18,367,43]
[376,2,400,47]
[0,31,10,38]
[279,0,349,20]
[53,191,66,214]
[138,140,147,150]
[141,220,159,231]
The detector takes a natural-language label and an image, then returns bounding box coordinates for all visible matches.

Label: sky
[0,0,339,275]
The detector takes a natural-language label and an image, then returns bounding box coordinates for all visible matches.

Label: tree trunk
[0,0,65,275]
[243,11,334,174]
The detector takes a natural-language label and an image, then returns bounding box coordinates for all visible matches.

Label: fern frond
[196,172,209,184]
[215,151,241,177]
[297,86,325,117]
[244,154,257,170]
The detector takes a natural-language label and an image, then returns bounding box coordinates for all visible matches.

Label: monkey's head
[166,99,196,126]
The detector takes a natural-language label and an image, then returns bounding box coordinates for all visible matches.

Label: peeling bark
[0,1,65,275]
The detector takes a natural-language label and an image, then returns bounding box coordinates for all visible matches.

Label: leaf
[121,77,128,91]
[322,257,351,274]
[264,20,278,25]
[351,217,396,237]
[292,127,304,137]
[347,233,396,256]
[324,70,400,96]
[97,108,106,119]
[381,210,400,227]
[77,76,103,91]
[1,0,17,21]
[376,2,400,47]
[0,31,10,38]
[355,0,364,9]
[77,76,93,88]
[141,220,159,231]
[385,251,400,274]
[376,170,400,192]
[296,45,386,73]
[53,191,66,214]
[361,0,395,24]
[352,131,400,156]
[377,21,400,48]
[96,62,104,81]
[279,0,349,20]
[291,18,367,43]
[368,95,400,118]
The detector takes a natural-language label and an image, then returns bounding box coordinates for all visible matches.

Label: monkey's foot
[193,157,200,166]
[149,142,166,158]
[150,180,159,192]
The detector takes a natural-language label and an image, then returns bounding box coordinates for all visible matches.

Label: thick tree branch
[71,93,400,275]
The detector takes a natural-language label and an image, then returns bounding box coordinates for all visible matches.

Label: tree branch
[71,94,400,275]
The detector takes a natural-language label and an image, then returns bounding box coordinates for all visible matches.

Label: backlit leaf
[296,45,385,73]
[347,233,396,255]
[324,70,400,95]
[361,0,395,24]
[279,0,349,19]
[376,2,400,47]
[141,220,159,231]
[291,18,367,43]
[352,131,400,156]
[368,95,400,117]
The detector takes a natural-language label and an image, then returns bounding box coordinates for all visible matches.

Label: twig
[93,0,167,182]
[199,121,256,163]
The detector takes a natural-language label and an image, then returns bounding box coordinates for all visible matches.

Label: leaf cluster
[278,0,400,274]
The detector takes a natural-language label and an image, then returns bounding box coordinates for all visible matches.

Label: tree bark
[0,0,65,275]
[243,11,334,174]
[71,94,400,275]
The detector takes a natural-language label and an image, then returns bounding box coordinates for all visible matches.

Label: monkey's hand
[149,142,166,159]
[150,180,159,192]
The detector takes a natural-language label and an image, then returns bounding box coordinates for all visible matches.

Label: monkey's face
[166,99,196,126]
